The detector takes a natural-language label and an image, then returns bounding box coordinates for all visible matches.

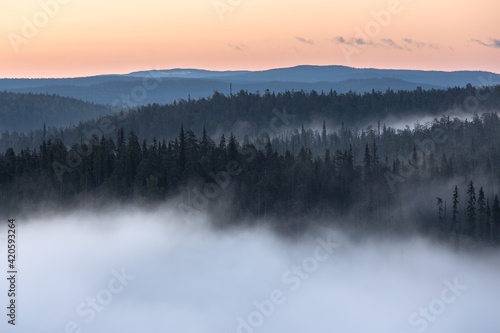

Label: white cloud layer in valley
[1,205,499,333]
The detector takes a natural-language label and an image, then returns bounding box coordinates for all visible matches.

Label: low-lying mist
[2,205,499,333]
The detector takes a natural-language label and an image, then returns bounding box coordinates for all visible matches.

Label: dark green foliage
[2,86,500,243]
[3,84,500,153]
[477,187,486,239]
[466,181,476,237]
[452,186,460,234]
[437,197,445,235]
[493,195,500,244]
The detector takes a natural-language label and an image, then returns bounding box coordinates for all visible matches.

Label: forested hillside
[0,91,113,133]
[1,84,499,153]
[2,111,500,245]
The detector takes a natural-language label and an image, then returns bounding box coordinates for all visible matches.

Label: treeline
[437,182,500,244]
[0,91,112,133]
[2,113,500,244]
[2,84,500,153]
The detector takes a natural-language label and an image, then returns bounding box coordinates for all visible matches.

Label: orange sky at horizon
[0,0,499,78]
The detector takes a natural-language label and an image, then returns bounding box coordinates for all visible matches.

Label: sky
[0,0,499,78]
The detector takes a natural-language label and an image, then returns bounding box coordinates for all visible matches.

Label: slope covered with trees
[1,84,499,153]
[0,91,113,133]
[2,110,500,245]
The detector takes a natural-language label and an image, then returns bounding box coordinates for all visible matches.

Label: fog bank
[1,205,499,333]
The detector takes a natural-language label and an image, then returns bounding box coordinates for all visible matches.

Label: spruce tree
[465,181,476,237]
[477,187,486,240]
[492,195,500,244]
[363,143,371,183]
[485,199,491,243]
[321,120,327,148]
[372,142,379,176]
[451,185,459,234]
[178,123,186,170]
[437,197,445,235]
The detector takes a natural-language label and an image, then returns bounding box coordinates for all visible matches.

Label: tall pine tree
[451,185,459,234]
[465,181,476,237]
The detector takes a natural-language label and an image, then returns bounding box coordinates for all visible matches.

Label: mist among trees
[2,87,500,245]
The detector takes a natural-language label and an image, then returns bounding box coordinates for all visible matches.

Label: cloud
[228,43,247,51]
[354,38,374,46]
[334,36,439,51]
[333,36,376,47]
[13,205,500,333]
[403,38,440,50]
[382,38,404,50]
[471,38,500,48]
[295,37,314,45]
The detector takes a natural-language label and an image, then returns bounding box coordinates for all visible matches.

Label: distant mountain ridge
[126,65,500,86]
[1,65,499,106]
